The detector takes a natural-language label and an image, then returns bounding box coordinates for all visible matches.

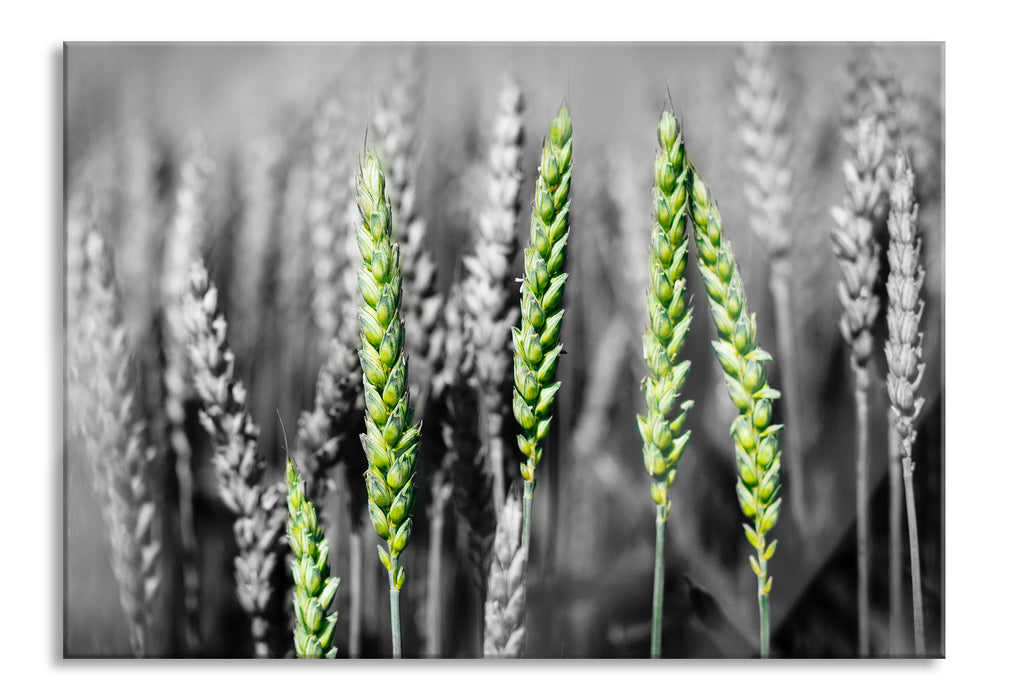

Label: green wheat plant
[636,109,694,659]
[830,114,887,657]
[183,256,287,658]
[688,161,783,659]
[354,150,422,659]
[512,103,572,548]
[735,43,807,530]
[483,488,528,658]
[286,456,341,659]
[884,153,927,656]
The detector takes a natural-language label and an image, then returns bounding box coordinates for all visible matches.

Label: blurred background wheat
[64,42,943,658]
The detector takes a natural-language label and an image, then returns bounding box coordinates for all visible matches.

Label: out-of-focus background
[64,42,943,658]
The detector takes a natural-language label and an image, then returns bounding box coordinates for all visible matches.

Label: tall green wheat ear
[483,488,527,658]
[183,257,287,658]
[884,153,927,656]
[78,217,162,658]
[830,114,887,657]
[513,103,572,548]
[636,109,694,659]
[286,456,341,658]
[354,150,422,659]
[687,163,783,659]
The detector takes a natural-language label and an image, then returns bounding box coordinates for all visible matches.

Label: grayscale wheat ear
[461,77,526,513]
[830,114,887,658]
[884,153,927,656]
[373,53,443,418]
[483,488,527,658]
[161,139,213,654]
[183,256,287,658]
[79,214,162,657]
[735,43,808,529]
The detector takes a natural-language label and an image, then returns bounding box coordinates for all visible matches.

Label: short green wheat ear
[636,109,694,659]
[354,150,421,659]
[286,457,340,659]
[512,103,573,548]
[687,163,783,659]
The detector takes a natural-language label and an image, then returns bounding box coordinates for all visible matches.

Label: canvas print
[63,42,944,659]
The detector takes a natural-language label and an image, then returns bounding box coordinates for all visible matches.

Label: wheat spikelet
[354,150,423,658]
[183,257,286,658]
[286,457,341,658]
[373,54,443,415]
[461,77,525,512]
[160,138,213,654]
[687,162,783,658]
[483,489,527,658]
[512,103,573,548]
[884,153,927,656]
[636,110,694,657]
[79,218,162,657]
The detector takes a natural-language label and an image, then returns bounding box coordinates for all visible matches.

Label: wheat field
[63,42,943,659]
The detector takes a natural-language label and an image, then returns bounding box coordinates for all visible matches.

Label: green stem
[650,507,666,659]
[759,588,770,658]
[521,477,535,548]
[854,365,870,657]
[902,455,925,656]
[389,555,402,659]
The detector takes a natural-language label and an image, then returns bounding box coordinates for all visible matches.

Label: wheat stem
[650,505,666,658]
[903,459,924,655]
[888,412,904,654]
[855,364,870,656]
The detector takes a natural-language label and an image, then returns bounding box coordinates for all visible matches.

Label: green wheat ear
[637,109,694,658]
[286,457,340,659]
[354,149,421,658]
[512,103,572,548]
[687,162,783,659]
